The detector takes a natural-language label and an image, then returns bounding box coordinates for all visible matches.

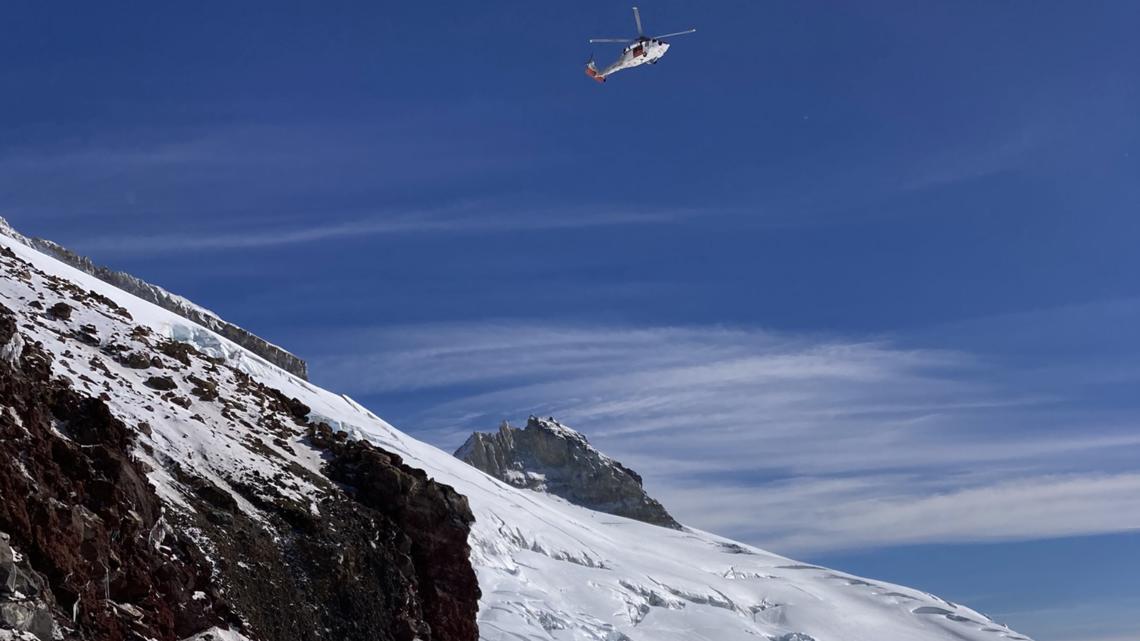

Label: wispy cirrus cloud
[69,203,696,255]
[0,119,539,217]
[0,121,713,255]
[0,110,1049,253]
[304,306,1140,555]
[664,472,1140,553]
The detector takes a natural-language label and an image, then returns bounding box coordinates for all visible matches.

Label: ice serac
[0,220,1037,641]
[0,217,308,380]
[456,416,682,529]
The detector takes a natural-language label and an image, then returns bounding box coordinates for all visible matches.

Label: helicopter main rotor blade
[589,38,632,43]
[632,6,644,36]
[652,28,697,39]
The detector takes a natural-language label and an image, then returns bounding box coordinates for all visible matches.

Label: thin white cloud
[1,121,696,240]
[0,124,704,250]
[661,473,1140,554]
[71,205,694,255]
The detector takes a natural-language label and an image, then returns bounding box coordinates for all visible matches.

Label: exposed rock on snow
[456,416,682,529]
[0,217,307,380]
[0,302,223,640]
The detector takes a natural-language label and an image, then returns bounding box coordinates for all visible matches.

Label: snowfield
[0,233,1034,641]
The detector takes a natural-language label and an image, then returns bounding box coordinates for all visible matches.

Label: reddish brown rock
[311,423,481,641]
[0,304,226,640]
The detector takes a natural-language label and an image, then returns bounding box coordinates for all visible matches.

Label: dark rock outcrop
[169,458,477,641]
[155,401,481,641]
[456,416,682,529]
[0,257,481,641]
[311,423,481,641]
[0,217,308,380]
[0,304,226,640]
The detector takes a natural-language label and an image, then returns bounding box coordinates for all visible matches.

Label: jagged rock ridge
[455,416,682,529]
[0,217,307,380]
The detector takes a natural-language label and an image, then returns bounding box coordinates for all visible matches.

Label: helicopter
[585,6,696,83]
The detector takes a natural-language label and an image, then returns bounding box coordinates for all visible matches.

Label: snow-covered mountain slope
[0,217,307,379]
[0,237,478,641]
[0,232,1034,641]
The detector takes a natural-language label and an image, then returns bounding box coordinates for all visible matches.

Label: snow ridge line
[0,216,308,379]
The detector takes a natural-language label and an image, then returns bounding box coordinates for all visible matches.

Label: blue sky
[3,2,1139,639]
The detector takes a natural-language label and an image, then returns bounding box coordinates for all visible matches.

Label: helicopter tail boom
[585,60,606,83]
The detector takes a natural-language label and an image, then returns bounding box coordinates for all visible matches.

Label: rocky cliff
[0,240,479,641]
[0,217,307,380]
[0,301,221,640]
[455,416,681,529]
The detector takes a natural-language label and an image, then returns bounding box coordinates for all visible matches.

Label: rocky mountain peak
[455,415,681,529]
[516,415,590,446]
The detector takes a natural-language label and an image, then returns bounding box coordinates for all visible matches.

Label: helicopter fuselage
[600,38,669,77]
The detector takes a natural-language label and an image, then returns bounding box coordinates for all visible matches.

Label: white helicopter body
[585,7,694,83]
